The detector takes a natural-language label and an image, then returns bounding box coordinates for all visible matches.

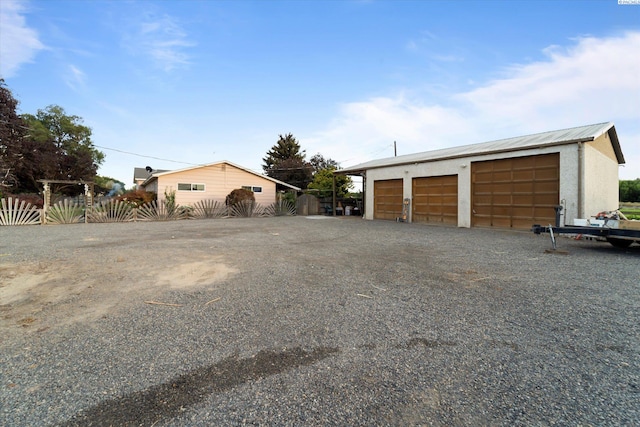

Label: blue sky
[1,0,639,188]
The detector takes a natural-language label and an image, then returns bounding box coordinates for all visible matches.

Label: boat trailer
[532,206,640,250]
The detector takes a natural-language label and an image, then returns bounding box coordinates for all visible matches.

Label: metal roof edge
[338,122,622,173]
[340,139,595,173]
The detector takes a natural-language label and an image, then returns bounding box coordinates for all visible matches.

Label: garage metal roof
[338,122,624,174]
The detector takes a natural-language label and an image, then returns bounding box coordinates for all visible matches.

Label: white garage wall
[364,145,584,227]
[583,136,620,217]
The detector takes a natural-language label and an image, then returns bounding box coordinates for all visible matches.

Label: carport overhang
[331,168,367,217]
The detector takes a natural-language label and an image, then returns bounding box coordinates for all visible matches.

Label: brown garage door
[472,153,559,229]
[412,175,458,225]
[374,179,403,220]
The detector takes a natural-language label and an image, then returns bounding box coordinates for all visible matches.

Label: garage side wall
[558,145,580,224]
[583,134,620,217]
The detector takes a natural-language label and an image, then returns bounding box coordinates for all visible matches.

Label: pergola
[38,179,95,224]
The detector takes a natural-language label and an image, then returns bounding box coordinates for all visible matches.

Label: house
[137,161,300,206]
[336,122,624,229]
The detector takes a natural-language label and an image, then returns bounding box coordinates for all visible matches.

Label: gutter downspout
[578,142,584,219]
[361,172,366,218]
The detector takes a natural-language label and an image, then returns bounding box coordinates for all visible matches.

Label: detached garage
[337,122,625,229]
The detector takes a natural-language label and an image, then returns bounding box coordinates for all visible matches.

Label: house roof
[337,122,624,174]
[133,167,169,183]
[141,160,301,191]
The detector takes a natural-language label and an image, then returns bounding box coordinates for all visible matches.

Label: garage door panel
[412,175,458,225]
[492,183,513,193]
[442,195,458,205]
[512,170,535,181]
[492,171,512,182]
[474,217,492,227]
[512,206,534,217]
[533,206,556,217]
[534,193,559,204]
[493,195,512,205]
[472,153,559,229]
[535,169,559,180]
[473,162,494,173]
[511,218,535,229]
[492,217,512,228]
[492,206,511,216]
[374,179,403,220]
[512,182,534,193]
[535,181,559,193]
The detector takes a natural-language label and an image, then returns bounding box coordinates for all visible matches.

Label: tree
[306,153,352,198]
[308,167,353,198]
[620,179,640,202]
[0,79,27,191]
[309,153,339,173]
[17,105,105,193]
[262,133,312,189]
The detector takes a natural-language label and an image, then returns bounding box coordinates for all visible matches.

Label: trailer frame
[532,205,640,249]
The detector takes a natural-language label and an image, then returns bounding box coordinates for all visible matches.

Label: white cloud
[125,13,195,72]
[63,64,86,91]
[0,0,45,78]
[311,31,640,179]
[306,96,472,166]
[460,32,640,128]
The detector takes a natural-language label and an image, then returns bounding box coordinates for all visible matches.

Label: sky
[1,0,639,190]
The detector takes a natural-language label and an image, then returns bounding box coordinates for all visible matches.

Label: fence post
[42,183,50,224]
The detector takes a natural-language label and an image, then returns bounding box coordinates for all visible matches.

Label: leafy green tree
[0,79,27,191]
[17,105,104,193]
[307,167,353,198]
[620,179,640,202]
[262,133,312,189]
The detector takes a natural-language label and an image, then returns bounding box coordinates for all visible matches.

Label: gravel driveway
[1,216,639,426]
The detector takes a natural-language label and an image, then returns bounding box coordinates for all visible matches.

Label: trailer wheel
[607,237,633,248]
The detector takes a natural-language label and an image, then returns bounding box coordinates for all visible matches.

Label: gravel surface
[1,216,639,426]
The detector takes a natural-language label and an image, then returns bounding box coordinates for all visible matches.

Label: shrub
[116,189,156,208]
[225,188,255,206]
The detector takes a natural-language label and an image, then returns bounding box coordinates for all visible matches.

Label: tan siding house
[140,161,299,206]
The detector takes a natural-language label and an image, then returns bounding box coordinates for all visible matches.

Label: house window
[178,183,205,191]
[242,186,263,193]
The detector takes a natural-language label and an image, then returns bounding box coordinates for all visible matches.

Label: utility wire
[93,145,203,166]
[0,119,202,166]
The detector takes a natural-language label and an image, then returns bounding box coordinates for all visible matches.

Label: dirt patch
[153,259,236,290]
[0,256,237,333]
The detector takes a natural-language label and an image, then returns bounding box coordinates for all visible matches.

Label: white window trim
[177,183,206,191]
[242,185,263,193]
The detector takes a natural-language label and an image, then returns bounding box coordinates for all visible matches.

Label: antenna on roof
[145,166,153,173]
[394,141,397,157]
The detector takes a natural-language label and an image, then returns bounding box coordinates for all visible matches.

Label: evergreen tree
[262,133,312,189]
